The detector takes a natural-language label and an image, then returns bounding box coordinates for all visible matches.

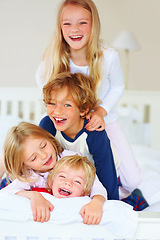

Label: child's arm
[16,190,54,222]
[79,175,107,225]
[79,195,105,225]
[85,106,107,131]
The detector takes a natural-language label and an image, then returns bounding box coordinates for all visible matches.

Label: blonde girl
[36,0,142,198]
[1,122,107,224]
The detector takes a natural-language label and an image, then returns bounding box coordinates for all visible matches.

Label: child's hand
[85,107,106,131]
[16,190,54,222]
[30,191,54,222]
[79,195,105,225]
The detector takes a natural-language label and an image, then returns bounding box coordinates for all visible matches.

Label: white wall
[0,0,160,90]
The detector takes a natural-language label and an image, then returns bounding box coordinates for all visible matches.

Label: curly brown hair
[43,72,99,117]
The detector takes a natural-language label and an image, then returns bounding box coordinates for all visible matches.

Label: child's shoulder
[39,115,56,134]
[102,45,119,58]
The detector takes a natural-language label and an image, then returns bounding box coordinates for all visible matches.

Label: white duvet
[0,192,138,238]
[132,145,160,211]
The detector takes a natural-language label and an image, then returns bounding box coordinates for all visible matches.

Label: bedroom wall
[0,0,160,90]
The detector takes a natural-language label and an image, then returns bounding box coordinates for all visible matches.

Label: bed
[0,87,160,240]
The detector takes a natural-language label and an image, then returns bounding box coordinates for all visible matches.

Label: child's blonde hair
[43,0,104,89]
[4,122,63,182]
[43,72,99,117]
[47,154,96,196]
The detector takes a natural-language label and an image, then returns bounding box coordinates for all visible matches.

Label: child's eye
[65,104,71,107]
[59,174,66,179]
[80,21,87,25]
[49,102,55,106]
[74,180,81,184]
[31,156,36,162]
[63,22,71,26]
[41,143,46,149]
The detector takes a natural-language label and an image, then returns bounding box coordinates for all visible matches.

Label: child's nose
[71,24,79,32]
[54,105,63,115]
[40,150,47,159]
[65,180,72,186]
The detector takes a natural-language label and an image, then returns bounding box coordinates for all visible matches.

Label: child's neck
[70,49,88,66]
[63,118,84,139]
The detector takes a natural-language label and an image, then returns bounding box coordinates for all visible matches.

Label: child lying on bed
[1,121,106,224]
[32,154,102,224]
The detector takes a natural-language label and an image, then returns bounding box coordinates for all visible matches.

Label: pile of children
[0,0,148,225]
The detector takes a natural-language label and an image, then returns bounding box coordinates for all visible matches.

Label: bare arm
[17,190,54,222]
[79,195,105,225]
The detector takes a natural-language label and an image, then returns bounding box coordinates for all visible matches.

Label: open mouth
[58,188,71,196]
[70,35,83,41]
[53,117,67,125]
[44,156,52,166]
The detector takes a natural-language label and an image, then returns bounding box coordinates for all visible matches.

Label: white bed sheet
[132,144,160,210]
[0,192,138,239]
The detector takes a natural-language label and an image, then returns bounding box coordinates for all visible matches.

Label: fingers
[32,208,38,222]
[33,206,53,223]
[85,116,105,132]
[83,214,101,225]
[85,121,105,131]
[49,203,54,212]
[95,125,105,131]
[80,207,102,225]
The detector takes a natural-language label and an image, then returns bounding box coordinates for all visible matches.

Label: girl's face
[51,166,86,198]
[61,4,92,54]
[22,137,57,173]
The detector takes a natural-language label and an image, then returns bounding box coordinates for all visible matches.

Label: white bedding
[132,145,160,210]
[0,192,138,239]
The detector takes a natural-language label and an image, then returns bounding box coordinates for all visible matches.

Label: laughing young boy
[39,72,119,201]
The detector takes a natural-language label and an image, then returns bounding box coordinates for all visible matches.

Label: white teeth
[61,188,71,194]
[71,35,82,39]
[55,118,63,121]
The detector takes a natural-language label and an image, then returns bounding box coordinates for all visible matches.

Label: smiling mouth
[59,188,71,196]
[53,117,67,125]
[44,156,52,165]
[70,35,83,41]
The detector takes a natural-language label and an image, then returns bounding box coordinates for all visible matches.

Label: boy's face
[46,87,85,138]
[51,166,86,198]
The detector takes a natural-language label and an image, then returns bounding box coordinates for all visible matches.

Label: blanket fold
[0,192,138,238]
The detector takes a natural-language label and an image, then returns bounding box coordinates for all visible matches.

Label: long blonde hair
[43,0,104,89]
[4,122,63,182]
[47,154,96,196]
